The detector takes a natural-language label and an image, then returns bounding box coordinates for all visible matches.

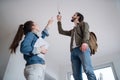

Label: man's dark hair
[76,12,84,22]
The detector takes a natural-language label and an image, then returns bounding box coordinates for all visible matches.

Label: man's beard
[71,18,76,22]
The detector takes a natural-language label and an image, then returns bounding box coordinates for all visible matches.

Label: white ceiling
[0,0,120,79]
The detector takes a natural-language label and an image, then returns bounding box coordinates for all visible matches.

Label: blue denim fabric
[20,29,49,66]
[71,47,96,80]
[41,28,49,38]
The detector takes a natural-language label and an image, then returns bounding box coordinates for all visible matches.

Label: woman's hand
[45,17,54,29]
[40,46,48,54]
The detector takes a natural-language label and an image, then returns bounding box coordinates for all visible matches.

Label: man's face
[71,13,78,22]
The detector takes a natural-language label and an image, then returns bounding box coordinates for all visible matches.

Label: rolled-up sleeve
[32,28,49,54]
[41,28,49,39]
[20,32,34,55]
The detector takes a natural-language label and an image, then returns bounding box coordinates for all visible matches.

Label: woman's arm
[41,18,53,39]
[33,18,53,55]
[82,22,89,43]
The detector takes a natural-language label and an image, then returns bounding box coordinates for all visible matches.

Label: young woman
[9,18,53,80]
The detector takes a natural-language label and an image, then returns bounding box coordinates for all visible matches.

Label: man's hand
[57,15,62,22]
[80,43,88,52]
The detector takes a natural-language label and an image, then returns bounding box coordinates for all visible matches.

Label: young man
[57,12,96,80]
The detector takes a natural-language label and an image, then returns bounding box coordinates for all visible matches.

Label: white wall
[3,46,26,80]
[0,33,12,80]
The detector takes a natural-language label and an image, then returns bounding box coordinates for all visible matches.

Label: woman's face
[32,23,40,32]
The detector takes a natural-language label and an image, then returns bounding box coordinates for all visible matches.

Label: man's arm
[80,22,89,52]
[57,15,72,36]
[57,21,72,36]
[82,22,89,44]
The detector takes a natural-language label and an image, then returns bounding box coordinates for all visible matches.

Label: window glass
[69,63,117,80]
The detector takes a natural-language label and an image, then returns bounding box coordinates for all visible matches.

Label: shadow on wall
[45,73,56,80]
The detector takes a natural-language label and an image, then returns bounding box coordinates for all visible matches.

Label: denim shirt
[20,29,49,66]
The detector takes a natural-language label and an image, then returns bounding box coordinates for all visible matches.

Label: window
[67,62,118,80]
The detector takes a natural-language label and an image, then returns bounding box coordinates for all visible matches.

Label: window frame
[67,62,118,80]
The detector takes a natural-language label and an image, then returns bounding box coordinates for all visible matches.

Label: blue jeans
[71,47,96,80]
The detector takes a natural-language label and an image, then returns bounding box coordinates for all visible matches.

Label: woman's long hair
[9,21,34,53]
